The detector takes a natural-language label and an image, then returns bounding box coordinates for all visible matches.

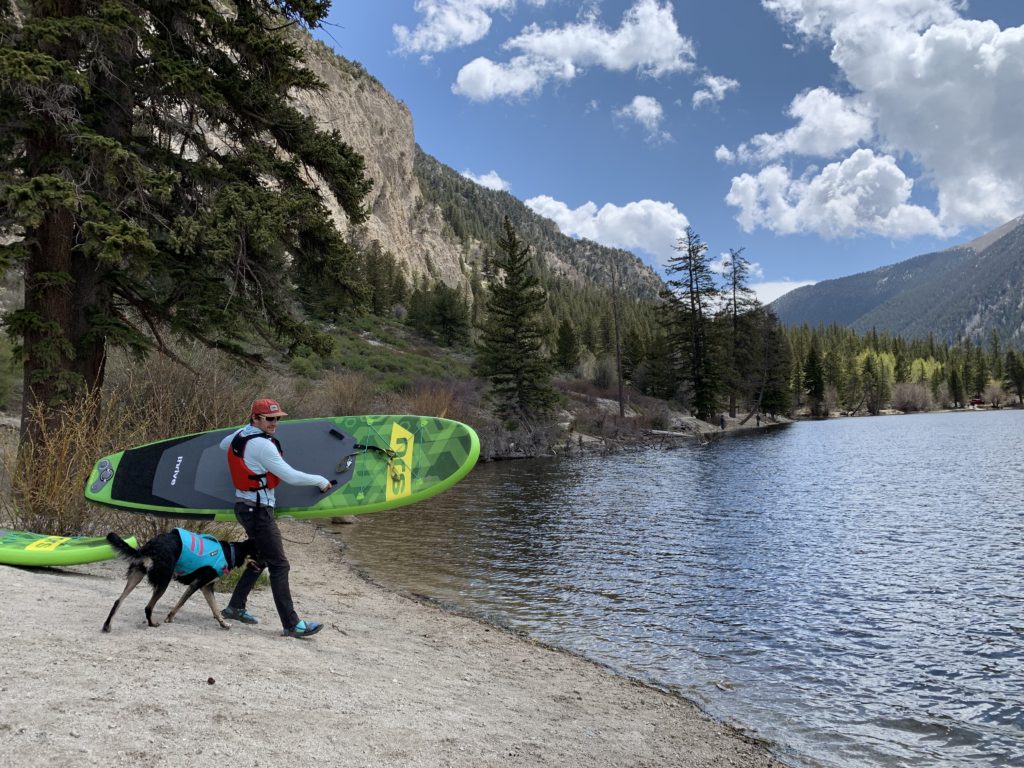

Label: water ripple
[337,410,1024,768]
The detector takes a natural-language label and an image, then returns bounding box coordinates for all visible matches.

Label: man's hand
[319,481,333,493]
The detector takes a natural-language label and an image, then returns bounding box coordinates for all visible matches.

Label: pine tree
[745,307,791,419]
[720,248,758,417]
[431,285,470,347]
[1,0,371,433]
[803,340,826,418]
[659,227,721,422]
[861,353,891,415]
[475,218,556,425]
[948,364,965,408]
[554,319,580,372]
[1004,349,1024,405]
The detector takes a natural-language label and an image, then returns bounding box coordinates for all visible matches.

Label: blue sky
[319,1,1024,303]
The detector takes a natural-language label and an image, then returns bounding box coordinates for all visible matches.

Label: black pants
[228,502,299,629]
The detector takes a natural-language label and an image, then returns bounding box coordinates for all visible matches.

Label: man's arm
[249,439,330,489]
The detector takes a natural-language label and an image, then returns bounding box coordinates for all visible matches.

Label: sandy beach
[0,520,785,767]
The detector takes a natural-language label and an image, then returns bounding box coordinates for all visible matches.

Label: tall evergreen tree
[659,227,721,421]
[861,352,891,415]
[744,307,791,420]
[475,218,556,424]
[721,248,758,418]
[1,0,371,434]
[554,319,580,372]
[803,340,826,418]
[989,329,1003,381]
[948,365,965,408]
[1004,349,1024,405]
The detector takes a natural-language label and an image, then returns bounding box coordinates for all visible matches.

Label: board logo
[386,424,414,501]
[26,535,70,552]
[170,455,184,486]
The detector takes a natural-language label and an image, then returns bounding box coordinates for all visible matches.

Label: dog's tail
[106,532,139,558]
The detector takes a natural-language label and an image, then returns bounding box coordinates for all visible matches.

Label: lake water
[333,410,1024,767]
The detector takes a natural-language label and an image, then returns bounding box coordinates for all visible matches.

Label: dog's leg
[200,583,231,629]
[102,567,146,632]
[144,584,170,627]
[164,583,201,624]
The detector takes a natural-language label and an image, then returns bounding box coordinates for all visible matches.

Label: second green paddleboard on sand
[84,415,480,521]
[0,529,138,567]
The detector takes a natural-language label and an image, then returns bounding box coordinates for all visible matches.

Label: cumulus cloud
[394,1,515,58]
[726,148,945,238]
[692,74,740,109]
[615,95,672,143]
[525,194,689,266]
[461,169,511,191]
[733,87,873,161]
[761,0,958,40]
[453,55,574,100]
[740,0,1024,234]
[454,0,695,101]
[715,144,736,163]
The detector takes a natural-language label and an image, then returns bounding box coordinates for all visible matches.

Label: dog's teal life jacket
[174,529,229,577]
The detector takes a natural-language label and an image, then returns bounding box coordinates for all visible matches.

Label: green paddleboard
[0,529,138,567]
[84,415,480,521]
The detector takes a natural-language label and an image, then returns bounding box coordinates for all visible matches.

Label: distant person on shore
[719,414,726,430]
[221,398,332,638]
[756,413,761,427]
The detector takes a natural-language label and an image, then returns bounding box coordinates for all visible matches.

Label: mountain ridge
[771,215,1024,343]
[296,36,664,304]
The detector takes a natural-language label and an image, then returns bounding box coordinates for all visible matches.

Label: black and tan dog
[102,528,256,632]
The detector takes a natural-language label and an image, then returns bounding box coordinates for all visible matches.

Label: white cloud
[692,74,740,109]
[394,1,516,58]
[525,194,689,266]
[461,169,511,191]
[733,87,873,161]
[726,148,945,238]
[453,55,574,100]
[615,95,672,143]
[715,144,736,163]
[752,280,817,305]
[762,0,958,40]
[748,0,1024,233]
[453,0,695,101]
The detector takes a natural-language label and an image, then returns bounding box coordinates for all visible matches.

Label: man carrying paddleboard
[220,398,331,638]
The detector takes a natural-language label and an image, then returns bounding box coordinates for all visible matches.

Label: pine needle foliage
[659,226,722,421]
[475,218,556,426]
[0,0,372,429]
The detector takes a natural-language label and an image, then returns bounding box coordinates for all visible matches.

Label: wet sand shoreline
[0,521,787,767]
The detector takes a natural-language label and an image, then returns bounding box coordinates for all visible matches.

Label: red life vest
[228,432,283,492]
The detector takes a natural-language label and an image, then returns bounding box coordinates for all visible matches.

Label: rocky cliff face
[297,39,471,290]
[294,37,664,302]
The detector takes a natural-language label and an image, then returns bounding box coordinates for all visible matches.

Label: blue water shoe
[282,619,323,638]
[223,606,259,624]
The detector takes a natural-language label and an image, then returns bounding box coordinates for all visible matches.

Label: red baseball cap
[250,398,288,418]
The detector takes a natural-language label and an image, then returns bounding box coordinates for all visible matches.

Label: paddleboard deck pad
[0,529,138,567]
[84,416,480,521]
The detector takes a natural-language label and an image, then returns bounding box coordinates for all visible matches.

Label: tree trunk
[20,215,108,439]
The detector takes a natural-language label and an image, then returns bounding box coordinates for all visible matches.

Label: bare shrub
[108,346,268,433]
[0,347,261,539]
[984,380,1005,407]
[302,371,378,416]
[592,355,617,390]
[892,381,934,413]
[475,415,560,460]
